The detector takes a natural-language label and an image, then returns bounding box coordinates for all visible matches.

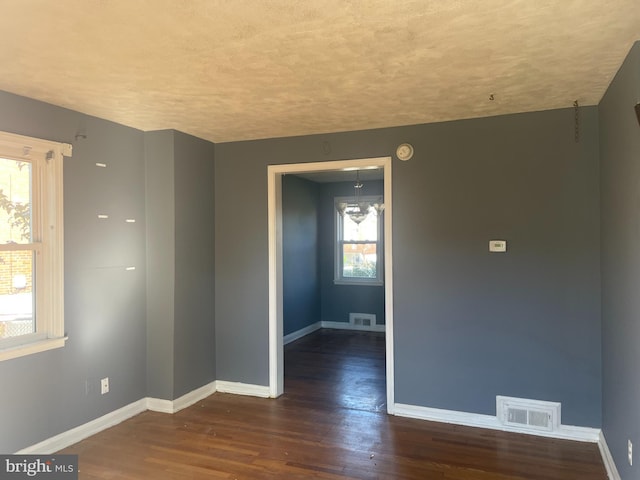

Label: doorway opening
[267,157,395,414]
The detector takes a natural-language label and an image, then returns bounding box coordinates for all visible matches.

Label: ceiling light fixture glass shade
[336,171,384,224]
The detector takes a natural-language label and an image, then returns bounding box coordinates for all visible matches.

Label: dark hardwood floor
[284,328,387,414]
[60,329,607,479]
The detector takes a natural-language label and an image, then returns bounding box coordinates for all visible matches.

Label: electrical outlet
[629,439,633,466]
[101,377,109,395]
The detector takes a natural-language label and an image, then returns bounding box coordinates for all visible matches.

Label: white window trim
[334,195,383,286]
[0,131,70,362]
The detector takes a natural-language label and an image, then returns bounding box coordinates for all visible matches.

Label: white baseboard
[174,381,217,411]
[215,380,270,398]
[16,398,148,454]
[146,397,174,414]
[147,381,217,414]
[598,431,621,480]
[284,321,385,344]
[16,380,251,454]
[284,322,321,345]
[321,321,385,332]
[393,403,601,443]
[22,382,610,477]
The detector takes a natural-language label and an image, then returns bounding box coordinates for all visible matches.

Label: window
[0,131,69,361]
[335,195,383,285]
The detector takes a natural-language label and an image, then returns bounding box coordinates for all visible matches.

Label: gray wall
[145,130,216,400]
[393,109,600,425]
[0,91,216,452]
[600,41,640,477]
[173,131,216,398]
[145,130,176,400]
[281,175,385,336]
[0,91,147,452]
[282,175,320,336]
[215,108,602,427]
[319,180,385,325]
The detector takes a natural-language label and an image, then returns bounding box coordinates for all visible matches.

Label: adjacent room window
[335,196,383,285]
[0,131,68,361]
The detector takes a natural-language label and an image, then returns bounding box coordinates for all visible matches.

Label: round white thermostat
[396,143,414,161]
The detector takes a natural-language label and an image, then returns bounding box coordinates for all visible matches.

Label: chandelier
[336,170,384,224]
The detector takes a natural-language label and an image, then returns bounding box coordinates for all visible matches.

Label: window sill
[0,336,68,362]
[334,279,384,287]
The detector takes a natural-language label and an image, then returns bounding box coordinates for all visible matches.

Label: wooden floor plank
[59,329,607,479]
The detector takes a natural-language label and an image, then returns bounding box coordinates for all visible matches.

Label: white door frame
[267,156,395,414]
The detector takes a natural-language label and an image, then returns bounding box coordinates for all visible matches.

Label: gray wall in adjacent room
[282,175,320,336]
[173,131,216,398]
[599,41,640,477]
[318,181,385,325]
[215,107,601,427]
[0,90,147,452]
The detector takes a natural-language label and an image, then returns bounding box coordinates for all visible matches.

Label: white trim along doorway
[267,156,395,414]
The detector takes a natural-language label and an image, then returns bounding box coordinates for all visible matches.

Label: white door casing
[267,157,394,413]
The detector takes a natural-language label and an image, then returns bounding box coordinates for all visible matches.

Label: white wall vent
[349,313,376,327]
[496,396,561,432]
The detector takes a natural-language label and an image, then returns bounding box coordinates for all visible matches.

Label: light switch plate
[101,377,109,395]
[489,240,507,252]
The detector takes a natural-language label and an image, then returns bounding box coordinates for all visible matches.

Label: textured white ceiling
[0,1,638,143]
